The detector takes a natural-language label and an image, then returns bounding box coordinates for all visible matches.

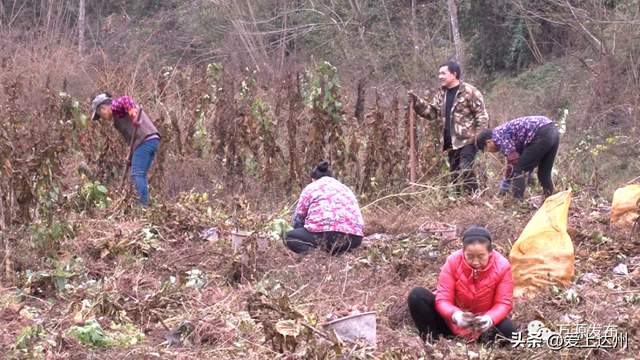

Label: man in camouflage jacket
[408,61,489,195]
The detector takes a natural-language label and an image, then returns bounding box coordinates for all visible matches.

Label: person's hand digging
[452,311,475,329]
[473,315,493,333]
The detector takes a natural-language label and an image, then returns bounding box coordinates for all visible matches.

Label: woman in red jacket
[408,226,516,343]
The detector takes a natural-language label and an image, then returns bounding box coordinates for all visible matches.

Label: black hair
[310,160,332,180]
[441,60,461,80]
[475,128,494,151]
[462,226,493,251]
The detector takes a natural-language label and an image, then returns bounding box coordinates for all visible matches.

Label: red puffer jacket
[435,249,514,340]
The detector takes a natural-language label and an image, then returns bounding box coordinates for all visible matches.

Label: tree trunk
[5,239,10,285]
[0,190,5,231]
[447,0,464,67]
[79,0,86,56]
[565,0,607,57]
[524,18,544,64]
[1,191,9,283]
[411,0,416,24]
[279,2,288,72]
[245,0,270,66]
[47,0,53,31]
[411,0,418,64]
[348,0,363,24]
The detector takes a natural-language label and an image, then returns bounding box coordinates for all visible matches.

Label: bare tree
[244,0,269,64]
[447,0,464,66]
[348,0,363,24]
[279,1,288,71]
[507,0,616,58]
[47,0,53,30]
[411,0,416,23]
[565,0,607,56]
[79,0,86,56]
[410,0,418,64]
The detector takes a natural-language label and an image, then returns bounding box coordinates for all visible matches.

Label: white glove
[474,315,493,333]
[452,311,473,328]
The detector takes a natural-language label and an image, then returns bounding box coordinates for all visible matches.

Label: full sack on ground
[510,190,575,297]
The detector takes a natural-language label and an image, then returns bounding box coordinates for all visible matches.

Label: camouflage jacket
[413,82,489,150]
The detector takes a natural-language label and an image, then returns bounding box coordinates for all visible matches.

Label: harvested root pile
[325,304,375,322]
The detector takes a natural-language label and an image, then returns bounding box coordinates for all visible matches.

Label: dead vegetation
[2,194,639,359]
[1,73,639,357]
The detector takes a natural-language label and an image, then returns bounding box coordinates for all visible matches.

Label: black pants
[284,227,362,255]
[448,144,478,195]
[407,287,517,343]
[511,123,560,198]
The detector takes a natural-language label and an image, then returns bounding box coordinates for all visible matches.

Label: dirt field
[2,193,639,359]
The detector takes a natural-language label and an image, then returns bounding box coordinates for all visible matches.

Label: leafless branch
[564,0,607,55]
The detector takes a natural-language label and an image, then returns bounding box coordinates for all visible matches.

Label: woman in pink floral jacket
[285,161,364,255]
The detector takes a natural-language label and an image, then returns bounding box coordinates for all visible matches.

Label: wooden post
[0,193,8,282]
[4,240,9,284]
[409,99,416,183]
[79,0,86,56]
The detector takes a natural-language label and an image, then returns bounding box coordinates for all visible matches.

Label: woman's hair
[310,160,332,180]
[475,128,494,151]
[462,226,492,251]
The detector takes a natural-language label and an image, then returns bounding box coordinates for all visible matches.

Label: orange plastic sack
[610,185,640,226]
[509,190,575,297]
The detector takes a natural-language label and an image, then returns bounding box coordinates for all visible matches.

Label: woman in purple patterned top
[476,116,560,198]
[285,161,364,255]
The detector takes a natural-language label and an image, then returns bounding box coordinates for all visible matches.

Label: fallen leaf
[73,311,84,325]
[275,319,300,337]
[613,263,629,276]
[580,273,600,284]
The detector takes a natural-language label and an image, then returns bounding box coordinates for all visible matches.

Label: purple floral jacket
[492,116,553,178]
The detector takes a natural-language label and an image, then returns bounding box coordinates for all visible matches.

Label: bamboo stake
[409,99,416,183]
[0,193,9,283]
[0,191,5,230]
[5,240,10,284]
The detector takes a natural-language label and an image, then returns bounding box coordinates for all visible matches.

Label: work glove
[407,90,420,107]
[473,315,493,333]
[498,179,510,196]
[452,311,474,329]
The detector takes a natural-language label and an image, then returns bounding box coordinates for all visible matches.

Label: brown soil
[1,198,639,359]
